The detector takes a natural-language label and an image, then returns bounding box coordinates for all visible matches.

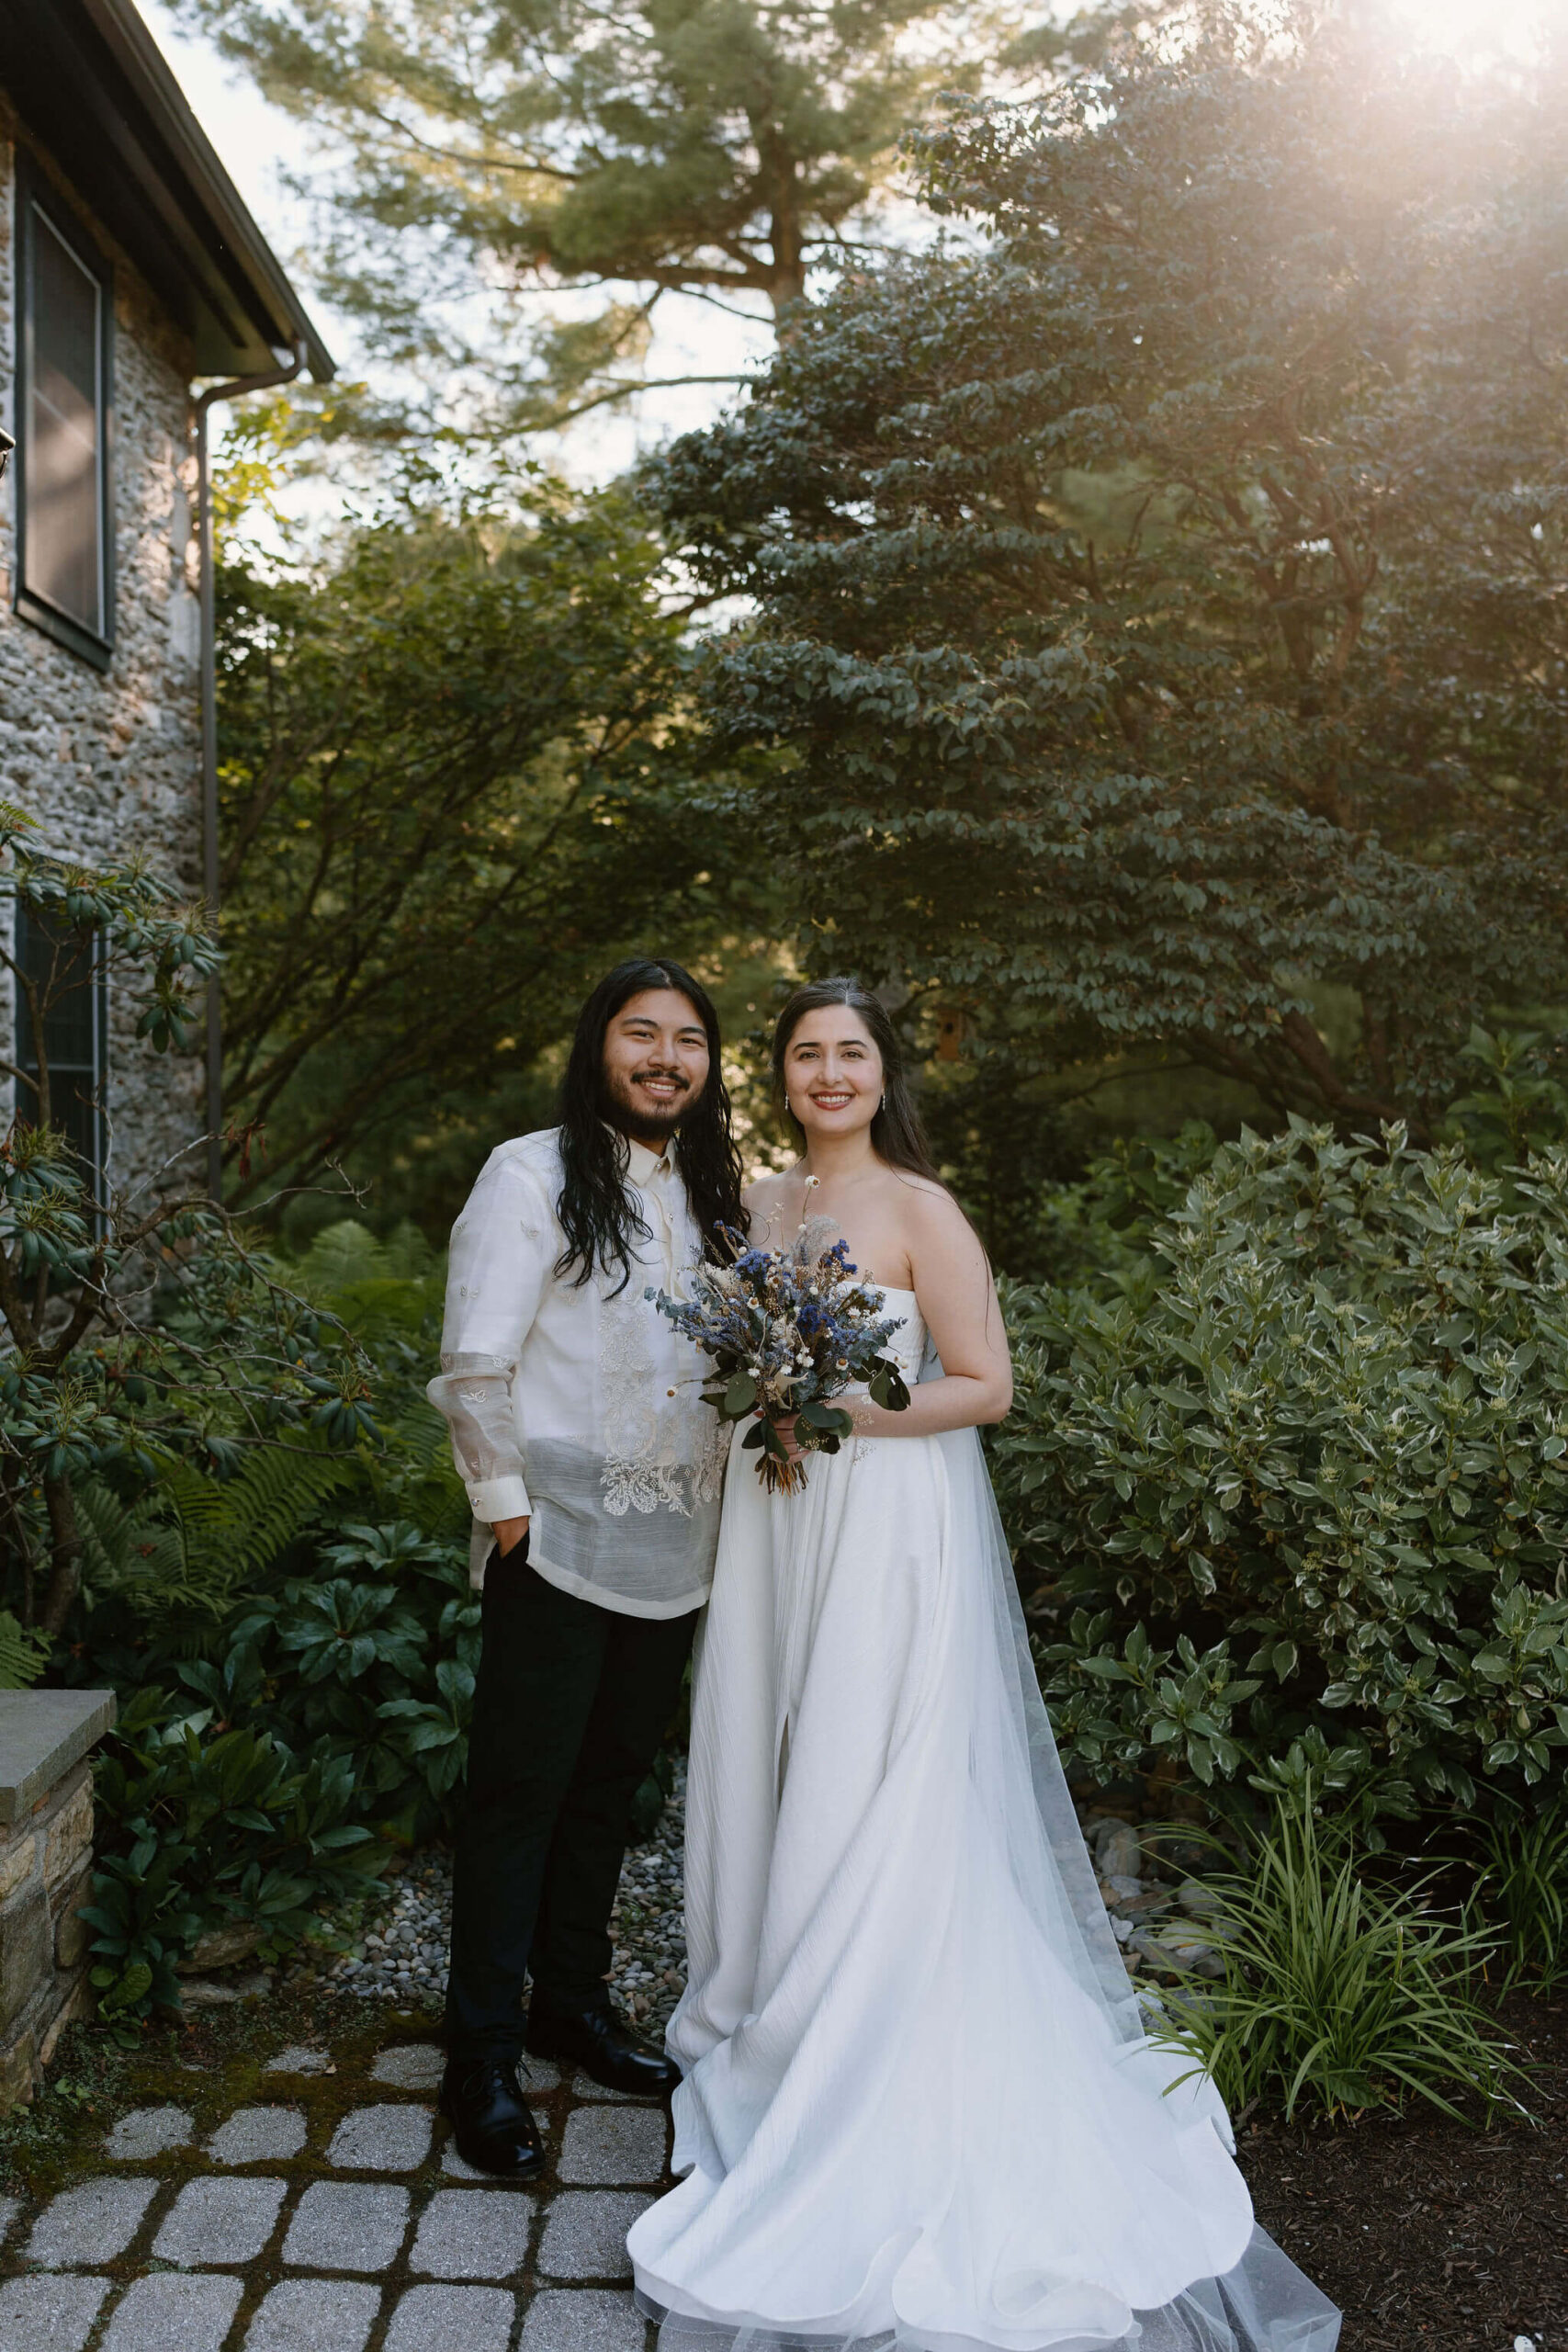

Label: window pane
[27,205,102,634]
[17,908,100,1081]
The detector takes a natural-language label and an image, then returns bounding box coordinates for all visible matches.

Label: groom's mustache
[622,1068,694,1107]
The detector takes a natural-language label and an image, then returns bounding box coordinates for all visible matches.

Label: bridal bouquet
[649,1212,911,1494]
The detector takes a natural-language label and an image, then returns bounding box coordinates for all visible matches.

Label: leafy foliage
[73,1450,358,1632]
[0,805,378,1639]
[654,6,1568,1133]
[165,0,1055,424]
[1156,1785,1520,2126]
[1472,1797,1568,1996]
[215,452,755,1207]
[65,1227,481,2026]
[0,1609,50,1690]
[994,1122,1568,1821]
[85,1685,387,2030]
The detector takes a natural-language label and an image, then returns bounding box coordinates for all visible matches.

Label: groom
[428,956,744,2176]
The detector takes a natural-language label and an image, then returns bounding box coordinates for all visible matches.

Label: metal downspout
[192,338,307,1204]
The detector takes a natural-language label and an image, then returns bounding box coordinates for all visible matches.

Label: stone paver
[570,2072,649,2104]
[521,2287,649,2350]
[27,2177,155,2266]
[410,2188,533,2280]
[326,2101,433,2171]
[105,2104,193,2158]
[284,2181,411,2272]
[559,2103,668,2185]
[153,2175,289,2267]
[0,2275,109,2352]
[103,2272,244,2352]
[536,2189,653,2281]
[369,2043,445,2091]
[386,2283,515,2351]
[265,2044,333,2075]
[245,2279,382,2352]
[0,1806,698,2344]
[209,2105,310,2164]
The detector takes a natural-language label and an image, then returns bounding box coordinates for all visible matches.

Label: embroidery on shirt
[599,1283,728,1517]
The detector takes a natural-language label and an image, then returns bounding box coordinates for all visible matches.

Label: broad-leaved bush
[994,1124,1568,1822]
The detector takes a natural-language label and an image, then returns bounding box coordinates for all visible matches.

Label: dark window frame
[13,903,110,1227]
[12,153,116,671]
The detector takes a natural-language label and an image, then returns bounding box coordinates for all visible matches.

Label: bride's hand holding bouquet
[649,1203,911,1494]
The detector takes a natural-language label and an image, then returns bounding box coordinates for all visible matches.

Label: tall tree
[652,5,1568,1135]
[215,454,752,1205]
[168,0,1041,424]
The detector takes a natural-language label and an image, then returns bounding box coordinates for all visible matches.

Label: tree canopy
[171,0,1048,423]
[216,457,750,1208]
[653,5,1568,1135]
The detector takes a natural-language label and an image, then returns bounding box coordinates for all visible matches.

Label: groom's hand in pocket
[493,1514,530,1559]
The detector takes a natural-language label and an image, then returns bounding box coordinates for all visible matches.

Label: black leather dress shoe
[525,2000,681,2097]
[438,2057,546,2177]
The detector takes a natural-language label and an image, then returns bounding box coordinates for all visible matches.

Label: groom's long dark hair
[556,956,745,1291]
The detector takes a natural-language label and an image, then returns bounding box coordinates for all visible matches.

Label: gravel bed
[293,1760,690,2032]
[282,1771,1203,2038]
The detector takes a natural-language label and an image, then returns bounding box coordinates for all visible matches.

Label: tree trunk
[763,132,807,322]
[39,1472,84,1637]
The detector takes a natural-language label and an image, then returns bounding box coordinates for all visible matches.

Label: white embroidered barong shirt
[427,1127,725,1616]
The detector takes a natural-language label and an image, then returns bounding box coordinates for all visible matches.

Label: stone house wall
[0,1690,116,2107]
[0,93,207,1204]
[0,1758,96,2104]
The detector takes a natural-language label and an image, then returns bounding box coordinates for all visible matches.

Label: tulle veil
[632,1347,1341,2352]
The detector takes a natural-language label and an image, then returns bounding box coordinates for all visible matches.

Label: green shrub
[0,804,390,1644]
[85,1682,387,2031]
[53,1222,479,2028]
[994,1120,1568,1823]
[1156,1786,1522,2126]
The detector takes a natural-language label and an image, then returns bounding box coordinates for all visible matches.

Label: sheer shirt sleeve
[425,1151,552,1524]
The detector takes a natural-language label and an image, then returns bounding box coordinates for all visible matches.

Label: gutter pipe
[192,338,307,1204]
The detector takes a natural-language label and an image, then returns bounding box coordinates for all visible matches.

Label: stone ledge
[0,1691,117,1826]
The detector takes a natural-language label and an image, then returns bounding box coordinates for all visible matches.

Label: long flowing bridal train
[627,1294,1341,2352]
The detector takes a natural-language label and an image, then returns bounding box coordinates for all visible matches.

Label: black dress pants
[444,1535,698,2067]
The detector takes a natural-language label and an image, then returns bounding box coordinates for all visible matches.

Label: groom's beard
[603,1065,704,1148]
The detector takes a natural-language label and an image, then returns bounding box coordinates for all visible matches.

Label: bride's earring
[880,1092,886,1111]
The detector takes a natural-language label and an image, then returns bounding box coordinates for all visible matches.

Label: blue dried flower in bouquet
[648,1210,911,1494]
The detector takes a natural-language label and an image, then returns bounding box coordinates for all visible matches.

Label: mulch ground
[1239,1991,1567,2350]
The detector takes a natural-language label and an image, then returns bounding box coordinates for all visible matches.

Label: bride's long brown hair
[772,978,944,1182]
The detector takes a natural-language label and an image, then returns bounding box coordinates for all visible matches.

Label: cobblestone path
[0,2036,667,2350]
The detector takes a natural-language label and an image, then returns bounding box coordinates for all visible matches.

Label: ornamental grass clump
[1472,1798,1568,1995]
[1156,1788,1525,2127]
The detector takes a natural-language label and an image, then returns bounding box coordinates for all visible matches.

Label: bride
[626,977,1340,2352]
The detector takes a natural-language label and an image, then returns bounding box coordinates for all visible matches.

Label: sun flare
[1386,0,1555,60]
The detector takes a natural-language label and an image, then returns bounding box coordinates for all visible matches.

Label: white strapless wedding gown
[627,1294,1339,2352]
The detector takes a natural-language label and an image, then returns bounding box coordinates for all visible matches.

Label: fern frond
[385,1407,454,1475]
[293,1220,387,1296]
[0,1610,50,1690]
[158,1461,232,1534]
[186,1447,357,1584]
[74,1477,140,1585]
[75,1478,196,1613]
